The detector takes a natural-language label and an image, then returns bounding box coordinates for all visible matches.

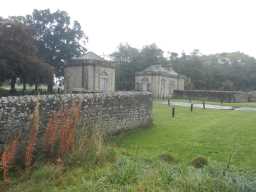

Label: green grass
[115,103,256,170]
[2,103,256,191]
[4,156,256,192]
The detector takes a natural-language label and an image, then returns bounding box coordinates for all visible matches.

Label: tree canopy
[111,43,167,90]
[22,9,87,77]
[0,19,52,91]
[0,9,86,93]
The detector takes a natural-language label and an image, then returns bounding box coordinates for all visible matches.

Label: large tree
[0,19,51,91]
[15,9,87,91]
[139,43,167,67]
[111,44,140,90]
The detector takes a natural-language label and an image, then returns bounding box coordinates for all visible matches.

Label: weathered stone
[0,91,152,155]
[135,65,185,99]
[173,90,250,102]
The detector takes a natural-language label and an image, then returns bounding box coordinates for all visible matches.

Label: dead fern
[1,135,19,183]
[25,100,40,168]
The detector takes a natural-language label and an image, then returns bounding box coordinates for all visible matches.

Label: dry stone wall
[0,92,152,154]
[173,90,250,102]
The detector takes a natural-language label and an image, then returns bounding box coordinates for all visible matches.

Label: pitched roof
[72,52,105,61]
[66,51,115,68]
[136,65,180,78]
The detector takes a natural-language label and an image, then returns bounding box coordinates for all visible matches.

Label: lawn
[3,102,256,191]
[115,102,256,170]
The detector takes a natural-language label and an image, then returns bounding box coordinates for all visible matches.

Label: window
[169,80,175,94]
[100,70,109,91]
[142,77,149,91]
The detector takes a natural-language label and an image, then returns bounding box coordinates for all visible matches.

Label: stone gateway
[64,52,115,93]
[135,65,185,99]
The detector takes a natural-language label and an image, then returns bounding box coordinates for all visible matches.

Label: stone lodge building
[135,65,185,98]
[64,52,115,93]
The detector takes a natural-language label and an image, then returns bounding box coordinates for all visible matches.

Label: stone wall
[0,92,152,155]
[173,90,249,102]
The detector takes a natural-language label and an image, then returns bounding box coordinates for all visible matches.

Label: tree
[168,52,179,63]
[111,43,167,90]
[27,62,53,91]
[20,9,87,91]
[111,44,140,90]
[111,43,140,64]
[139,44,167,67]
[0,19,53,92]
[0,19,43,91]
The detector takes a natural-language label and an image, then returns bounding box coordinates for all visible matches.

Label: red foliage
[25,127,37,168]
[59,102,80,158]
[1,136,19,183]
[44,114,58,155]
[25,101,39,168]
[44,101,81,159]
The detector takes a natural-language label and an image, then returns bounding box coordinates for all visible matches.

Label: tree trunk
[10,77,16,92]
[47,73,54,93]
[47,82,53,93]
[35,83,38,91]
[23,81,26,91]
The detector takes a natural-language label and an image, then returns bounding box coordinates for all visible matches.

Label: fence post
[172,105,175,118]
[203,101,205,109]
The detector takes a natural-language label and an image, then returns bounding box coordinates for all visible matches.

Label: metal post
[172,105,175,118]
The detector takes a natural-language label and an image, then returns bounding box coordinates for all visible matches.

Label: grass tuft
[191,156,208,168]
[159,153,176,164]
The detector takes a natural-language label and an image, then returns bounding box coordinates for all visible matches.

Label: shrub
[159,153,176,163]
[191,156,208,168]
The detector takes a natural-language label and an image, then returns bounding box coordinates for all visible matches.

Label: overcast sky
[1,0,256,57]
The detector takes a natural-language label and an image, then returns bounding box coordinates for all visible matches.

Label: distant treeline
[111,44,256,91]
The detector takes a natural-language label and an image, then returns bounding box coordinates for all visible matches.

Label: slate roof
[136,65,181,78]
[66,52,115,68]
[72,52,105,61]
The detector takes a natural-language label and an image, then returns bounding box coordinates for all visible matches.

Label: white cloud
[1,0,256,56]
